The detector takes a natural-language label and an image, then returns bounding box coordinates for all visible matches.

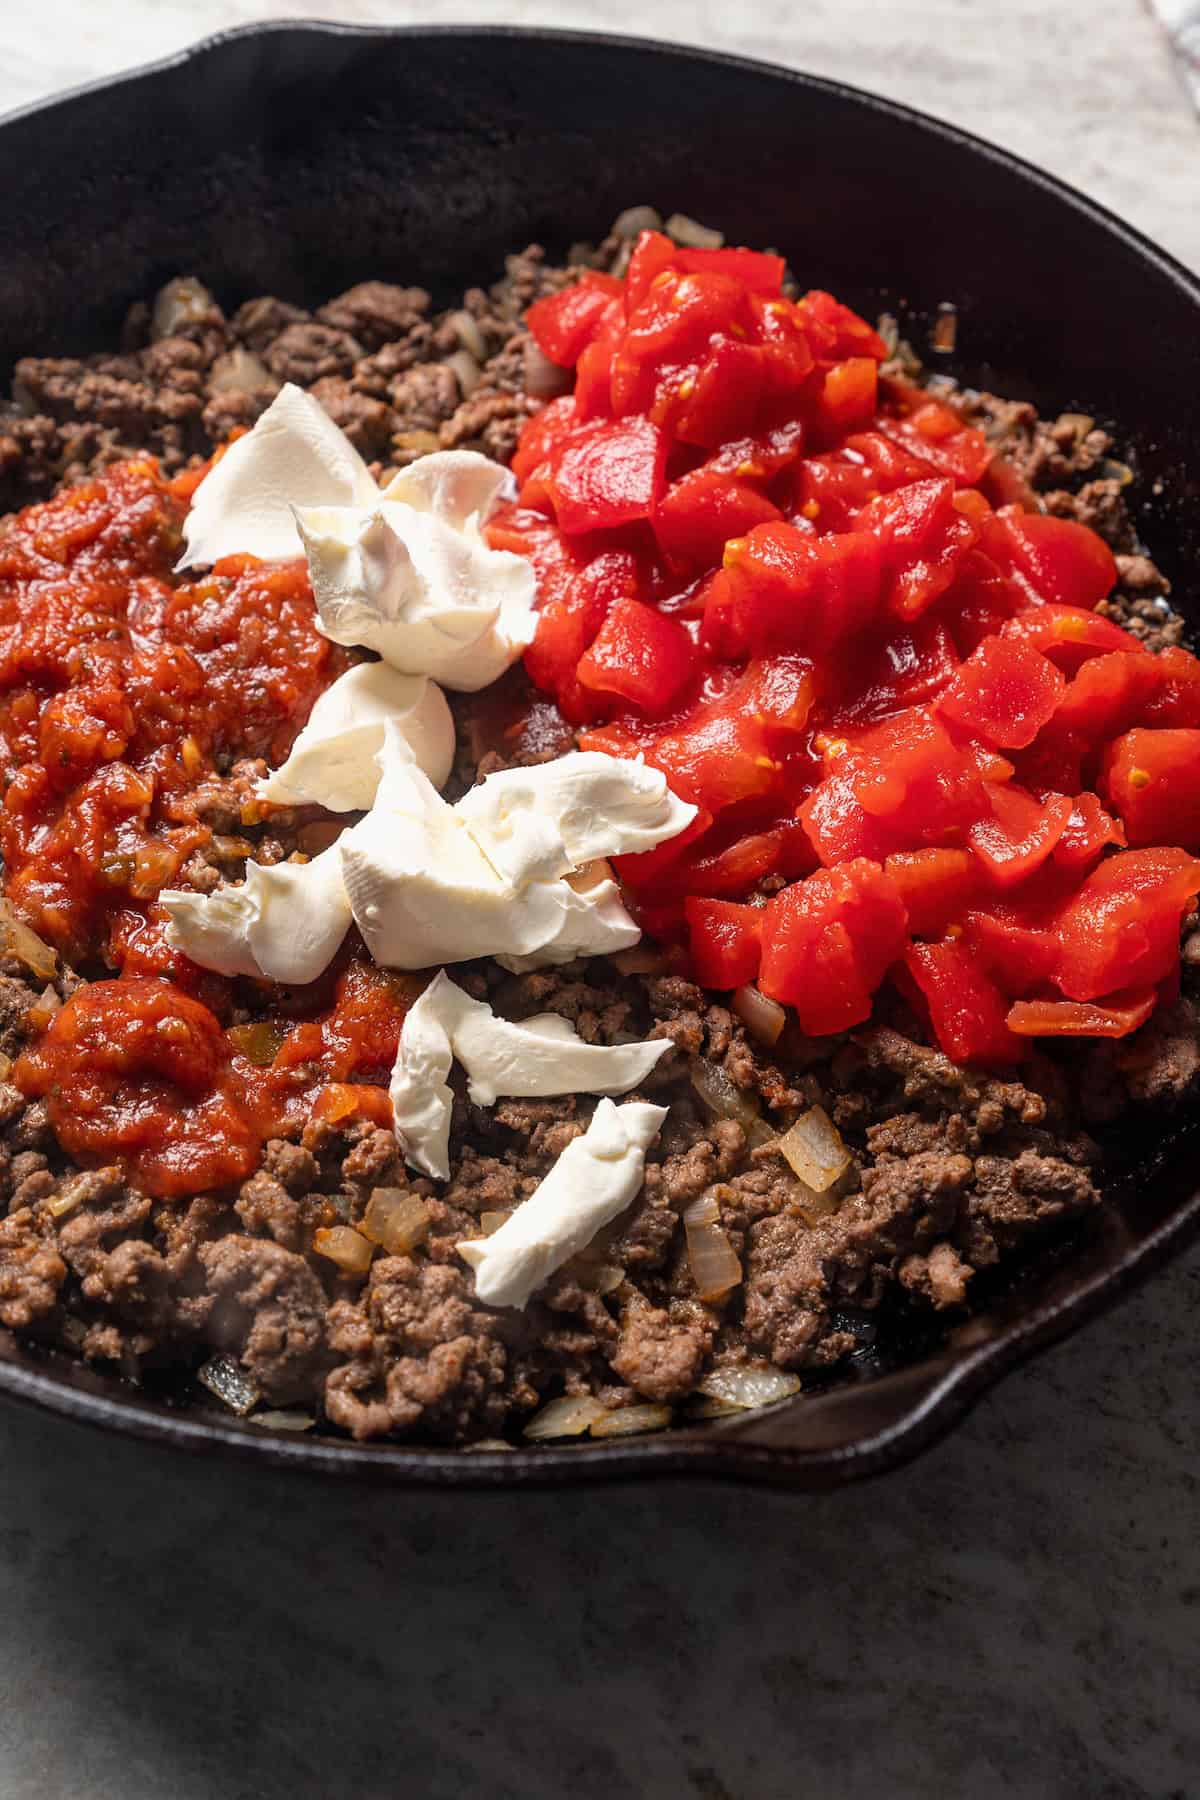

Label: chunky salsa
[0,458,413,1194]
[492,231,1200,1067]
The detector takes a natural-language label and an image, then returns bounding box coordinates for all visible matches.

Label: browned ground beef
[0,216,1194,1444]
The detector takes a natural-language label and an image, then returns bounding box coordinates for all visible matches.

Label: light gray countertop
[0,5,1198,1796]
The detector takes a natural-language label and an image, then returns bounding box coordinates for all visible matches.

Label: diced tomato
[623,268,751,367]
[654,468,781,570]
[883,848,979,937]
[793,431,935,534]
[577,596,697,716]
[800,710,991,866]
[989,507,1118,610]
[876,397,992,487]
[502,247,1199,1059]
[758,858,908,1035]
[1100,728,1200,849]
[614,806,713,893]
[1052,792,1126,872]
[706,417,807,482]
[526,272,624,367]
[1049,649,1163,745]
[549,415,669,533]
[717,521,881,656]
[672,830,784,900]
[811,357,878,443]
[524,547,640,724]
[1053,847,1200,1001]
[684,897,764,987]
[962,908,1059,997]
[796,290,888,364]
[902,939,1023,1066]
[831,616,960,725]
[938,549,1026,657]
[643,693,778,814]
[937,634,1066,749]
[574,310,624,422]
[675,246,787,292]
[510,396,578,488]
[1139,645,1200,728]
[1001,603,1142,675]
[967,784,1073,888]
[624,230,680,314]
[1006,989,1156,1039]
[668,340,769,448]
[856,477,980,621]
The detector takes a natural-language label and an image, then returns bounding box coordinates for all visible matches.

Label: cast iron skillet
[0,23,1198,1490]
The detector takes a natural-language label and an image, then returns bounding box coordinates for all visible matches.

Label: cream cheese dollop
[295,498,535,692]
[257,662,454,812]
[389,970,671,1179]
[456,751,697,886]
[457,1098,669,1310]
[158,844,352,985]
[176,383,534,692]
[177,382,379,569]
[339,727,697,972]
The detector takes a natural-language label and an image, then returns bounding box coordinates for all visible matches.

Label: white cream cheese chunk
[456,751,698,886]
[389,970,670,1179]
[159,844,353,985]
[381,450,514,533]
[457,1098,668,1309]
[258,662,454,811]
[294,499,535,693]
[339,727,567,970]
[177,382,378,569]
[493,861,641,973]
[339,728,695,972]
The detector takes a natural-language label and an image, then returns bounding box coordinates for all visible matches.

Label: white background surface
[0,8,1197,1799]
[3,0,1199,270]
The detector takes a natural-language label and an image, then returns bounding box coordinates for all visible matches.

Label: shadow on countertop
[2,1245,1199,1800]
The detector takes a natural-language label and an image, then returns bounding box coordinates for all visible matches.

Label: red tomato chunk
[499,234,1199,1065]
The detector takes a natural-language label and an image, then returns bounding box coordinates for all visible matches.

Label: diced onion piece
[588,1263,625,1296]
[197,1354,261,1416]
[665,213,723,248]
[0,900,57,982]
[463,1438,518,1452]
[689,1060,761,1128]
[777,1105,851,1192]
[697,1367,803,1410]
[611,204,663,238]
[480,1209,514,1237]
[523,1394,609,1441]
[361,1187,432,1255]
[732,984,786,1046]
[745,1119,780,1151]
[523,338,573,400]
[44,1185,84,1220]
[589,1404,674,1439]
[683,1190,742,1301]
[253,1410,316,1432]
[313,1224,374,1275]
[26,984,61,1031]
[447,309,487,361]
[687,1394,744,1420]
[447,349,481,396]
[684,1191,720,1229]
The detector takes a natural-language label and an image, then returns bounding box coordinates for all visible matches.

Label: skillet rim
[1,18,1198,1490]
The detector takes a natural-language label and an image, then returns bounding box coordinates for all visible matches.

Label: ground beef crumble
[0,210,1195,1447]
